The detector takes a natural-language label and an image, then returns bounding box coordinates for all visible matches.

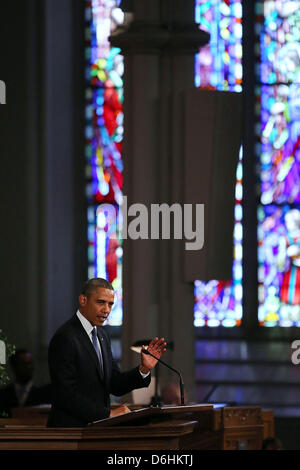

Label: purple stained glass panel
[257,84,300,205]
[256,0,300,326]
[258,204,300,327]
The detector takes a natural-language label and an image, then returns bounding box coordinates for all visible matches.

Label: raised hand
[140,337,167,374]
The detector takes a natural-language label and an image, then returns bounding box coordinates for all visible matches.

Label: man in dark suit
[47,278,166,427]
[0,349,52,417]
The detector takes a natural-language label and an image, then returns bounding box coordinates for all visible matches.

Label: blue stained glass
[194,1,243,327]
[256,0,300,326]
[85,0,124,325]
[195,0,243,92]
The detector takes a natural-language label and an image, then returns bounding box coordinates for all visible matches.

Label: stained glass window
[195,0,243,92]
[85,0,124,325]
[255,0,300,326]
[194,0,243,327]
[86,1,246,327]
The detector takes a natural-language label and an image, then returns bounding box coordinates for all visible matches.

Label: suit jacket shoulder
[50,315,79,339]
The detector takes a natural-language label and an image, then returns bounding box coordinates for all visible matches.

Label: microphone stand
[143,349,185,406]
[151,362,161,406]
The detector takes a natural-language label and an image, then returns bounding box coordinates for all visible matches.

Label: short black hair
[9,349,32,368]
[81,278,114,297]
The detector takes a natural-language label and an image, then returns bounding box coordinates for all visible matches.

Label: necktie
[92,327,104,378]
[16,385,27,406]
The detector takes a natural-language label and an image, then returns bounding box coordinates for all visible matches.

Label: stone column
[111,0,208,401]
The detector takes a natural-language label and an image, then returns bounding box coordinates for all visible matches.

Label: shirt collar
[14,380,33,394]
[76,310,94,336]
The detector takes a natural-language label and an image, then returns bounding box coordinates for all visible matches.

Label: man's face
[13,352,33,384]
[79,287,115,327]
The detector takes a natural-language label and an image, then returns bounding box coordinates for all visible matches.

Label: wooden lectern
[84,405,216,450]
[0,404,270,450]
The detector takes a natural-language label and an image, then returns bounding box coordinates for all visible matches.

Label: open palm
[140,337,166,371]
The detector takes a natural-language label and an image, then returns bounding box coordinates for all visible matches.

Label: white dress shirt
[76,310,149,378]
[14,380,33,406]
[77,310,101,349]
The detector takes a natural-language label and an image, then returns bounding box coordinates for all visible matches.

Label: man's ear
[79,294,87,307]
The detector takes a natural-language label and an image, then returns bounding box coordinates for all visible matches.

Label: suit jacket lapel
[72,315,104,381]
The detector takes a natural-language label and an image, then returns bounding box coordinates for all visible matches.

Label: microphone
[142,348,185,406]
